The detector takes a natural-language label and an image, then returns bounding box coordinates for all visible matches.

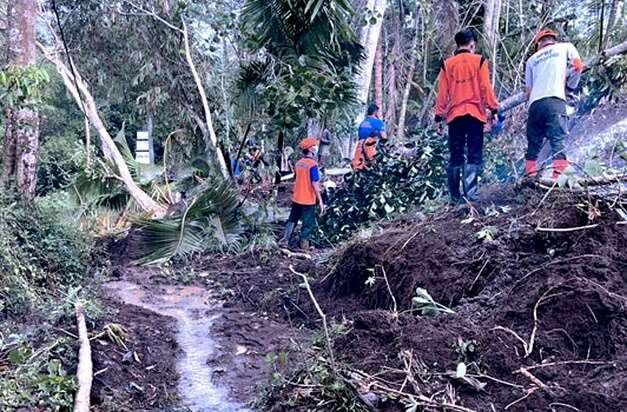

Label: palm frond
[131,179,242,265]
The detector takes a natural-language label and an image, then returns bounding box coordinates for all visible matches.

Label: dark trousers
[526,97,568,161]
[448,115,484,166]
[287,202,316,241]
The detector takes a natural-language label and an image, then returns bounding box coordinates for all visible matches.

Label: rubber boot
[447,166,462,204]
[279,222,295,247]
[552,159,569,179]
[525,160,538,177]
[463,164,480,202]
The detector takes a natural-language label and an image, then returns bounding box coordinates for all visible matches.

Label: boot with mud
[447,166,462,204]
[552,158,569,179]
[278,222,296,247]
[462,163,480,202]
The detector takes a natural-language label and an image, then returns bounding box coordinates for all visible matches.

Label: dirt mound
[319,185,627,411]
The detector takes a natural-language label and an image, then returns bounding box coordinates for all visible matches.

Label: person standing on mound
[524,28,583,179]
[435,28,499,203]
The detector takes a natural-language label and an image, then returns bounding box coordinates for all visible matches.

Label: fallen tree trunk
[73,301,92,412]
[37,42,167,217]
[500,39,627,113]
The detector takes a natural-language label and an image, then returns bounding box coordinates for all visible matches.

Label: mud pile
[318,185,626,411]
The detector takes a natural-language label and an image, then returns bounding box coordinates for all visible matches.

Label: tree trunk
[397,5,421,140]
[345,0,387,157]
[603,0,621,49]
[182,20,230,180]
[483,0,502,85]
[354,0,387,108]
[373,34,384,111]
[38,43,167,217]
[1,0,40,198]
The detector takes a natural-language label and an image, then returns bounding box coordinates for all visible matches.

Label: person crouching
[279,138,326,249]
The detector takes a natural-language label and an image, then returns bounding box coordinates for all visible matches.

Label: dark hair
[455,29,477,47]
[367,103,379,116]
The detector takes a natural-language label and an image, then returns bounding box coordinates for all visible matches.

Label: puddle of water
[105,281,250,412]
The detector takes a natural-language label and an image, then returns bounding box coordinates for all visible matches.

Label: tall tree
[1,0,40,198]
[354,0,387,108]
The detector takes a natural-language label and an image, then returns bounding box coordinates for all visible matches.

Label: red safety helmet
[298,137,320,150]
[534,29,558,45]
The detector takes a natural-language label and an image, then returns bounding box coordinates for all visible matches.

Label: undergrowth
[0,189,102,411]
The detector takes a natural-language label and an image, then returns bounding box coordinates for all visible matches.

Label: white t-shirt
[525,42,582,106]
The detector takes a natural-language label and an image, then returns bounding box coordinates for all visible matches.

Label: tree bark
[344,0,387,158]
[1,0,40,198]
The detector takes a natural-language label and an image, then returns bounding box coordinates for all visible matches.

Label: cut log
[500,40,627,113]
[73,301,93,412]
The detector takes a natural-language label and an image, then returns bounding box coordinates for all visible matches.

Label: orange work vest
[352,137,378,171]
[292,157,318,205]
[435,51,499,124]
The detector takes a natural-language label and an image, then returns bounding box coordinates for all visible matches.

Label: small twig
[378,265,398,316]
[520,360,611,372]
[466,374,525,389]
[280,248,312,260]
[516,368,550,390]
[531,177,560,216]
[505,387,539,410]
[469,258,490,291]
[491,326,529,355]
[289,265,337,373]
[535,224,599,232]
[549,402,581,411]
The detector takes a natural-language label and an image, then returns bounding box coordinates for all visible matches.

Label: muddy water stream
[106,281,250,412]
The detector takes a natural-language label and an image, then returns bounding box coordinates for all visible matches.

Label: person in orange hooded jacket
[435,29,499,203]
[279,138,325,250]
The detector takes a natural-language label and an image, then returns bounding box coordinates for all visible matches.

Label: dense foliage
[0,191,92,315]
[317,130,447,243]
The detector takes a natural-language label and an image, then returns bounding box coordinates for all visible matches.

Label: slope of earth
[318,184,626,411]
[102,182,625,411]
[184,184,626,411]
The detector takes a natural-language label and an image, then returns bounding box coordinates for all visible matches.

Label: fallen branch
[535,224,599,232]
[280,248,312,260]
[288,265,337,372]
[519,359,611,372]
[73,301,93,412]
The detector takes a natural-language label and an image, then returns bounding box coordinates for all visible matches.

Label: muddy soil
[99,265,307,411]
[103,183,625,411]
[320,185,627,411]
[91,298,179,411]
[186,185,626,411]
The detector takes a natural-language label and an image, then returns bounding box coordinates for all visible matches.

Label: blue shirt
[358,116,385,139]
[310,165,320,182]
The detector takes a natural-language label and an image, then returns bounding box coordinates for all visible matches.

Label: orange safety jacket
[292,157,319,205]
[351,137,378,171]
[435,51,499,124]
